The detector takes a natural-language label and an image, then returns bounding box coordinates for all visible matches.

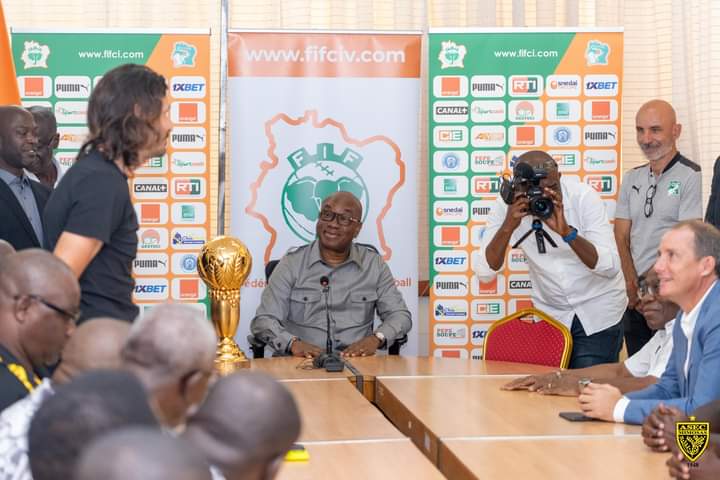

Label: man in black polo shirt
[0,249,79,411]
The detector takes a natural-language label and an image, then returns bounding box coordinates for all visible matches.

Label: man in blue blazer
[578,219,720,424]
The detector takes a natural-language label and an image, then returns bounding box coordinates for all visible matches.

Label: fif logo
[438,41,467,69]
[21,40,50,69]
[171,42,197,68]
[585,40,610,66]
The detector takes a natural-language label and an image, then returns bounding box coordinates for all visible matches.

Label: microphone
[313,275,345,372]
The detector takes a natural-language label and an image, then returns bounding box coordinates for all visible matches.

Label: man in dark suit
[0,106,50,250]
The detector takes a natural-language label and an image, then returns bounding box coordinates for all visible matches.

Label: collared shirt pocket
[289,289,321,326]
[349,291,378,326]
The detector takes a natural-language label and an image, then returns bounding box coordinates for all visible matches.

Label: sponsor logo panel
[509,125,543,148]
[584,174,617,195]
[433,150,469,173]
[583,99,618,122]
[433,225,468,248]
[133,253,169,276]
[171,152,207,175]
[508,274,533,296]
[471,176,501,198]
[433,126,468,148]
[171,127,206,149]
[433,175,469,198]
[433,201,468,223]
[133,178,169,200]
[470,125,505,148]
[583,125,618,147]
[18,76,52,98]
[470,150,504,173]
[507,100,543,122]
[135,155,168,175]
[170,76,207,99]
[583,74,619,97]
[433,300,469,321]
[171,278,207,301]
[432,274,469,296]
[546,125,581,147]
[172,253,199,275]
[509,298,535,313]
[471,322,492,345]
[471,274,506,296]
[433,323,469,346]
[470,348,483,360]
[134,202,169,225]
[137,228,169,250]
[54,75,91,99]
[471,301,505,322]
[470,225,486,247]
[54,101,88,124]
[470,75,506,98]
[433,100,469,123]
[433,349,469,359]
[171,228,207,250]
[545,74,581,97]
[470,100,506,123]
[432,75,469,98]
[548,150,581,172]
[583,149,618,171]
[57,126,88,150]
[171,203,207,225]
[170,101,207,124]
[172,177,206,200]
[471,199,495,222]
[507,248,529,271]
[133,278,169,301]
[545,100,581,122]
[433,250,468,273]
[509,75,544,97]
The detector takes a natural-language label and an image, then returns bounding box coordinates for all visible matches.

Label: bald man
[0,249,79,411]
[77,428,211,480]
[25,106,61,189]
[0,318,129,480]
[475,150,626,368]
[121,303,217,428]
[183,372,301,480]
[615,100,702,356]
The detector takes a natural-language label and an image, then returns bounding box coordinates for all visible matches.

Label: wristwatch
[373,331,386,348]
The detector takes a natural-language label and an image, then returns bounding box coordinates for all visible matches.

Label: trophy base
[214,337,250,375]
[215,358,250,375]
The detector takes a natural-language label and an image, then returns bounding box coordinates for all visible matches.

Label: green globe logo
[281,142,369,242]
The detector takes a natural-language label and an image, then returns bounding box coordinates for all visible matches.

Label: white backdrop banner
[228,31,422,354]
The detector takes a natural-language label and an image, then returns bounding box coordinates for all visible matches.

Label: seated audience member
[503,267,677,395]
[76,427,212,480]
[24,106,61,189]
[474,150,626,368]
[0,249,79,410]
[0,318,129,480]
[250,191,411,358]
[578,220,720,424]
[0,106,50,250]
[27,370,158,480]
[183,372,301,480]
[121,302,216,428]
[0,240,14,258]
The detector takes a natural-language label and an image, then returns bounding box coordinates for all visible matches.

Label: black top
[706,155,720,229]
[44,149,139,323]
[0,344,42,411]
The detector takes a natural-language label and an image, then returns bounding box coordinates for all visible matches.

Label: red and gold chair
[483,308,572,368]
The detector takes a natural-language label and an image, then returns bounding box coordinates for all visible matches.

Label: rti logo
[509,75,543,97]
[174,178,202,196]
[472,176,501,196]
[585,175,616,195]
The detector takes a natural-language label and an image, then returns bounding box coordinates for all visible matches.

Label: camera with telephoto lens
[499,162,554,219]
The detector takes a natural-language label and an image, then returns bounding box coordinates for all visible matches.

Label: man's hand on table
[290,340,324,358]
[342,335,382,357]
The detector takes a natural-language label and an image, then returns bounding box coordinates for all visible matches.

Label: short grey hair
[121,303,216,386]
[673,220,720,276]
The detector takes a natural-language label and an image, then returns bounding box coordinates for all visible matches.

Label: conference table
[248,356,669,479]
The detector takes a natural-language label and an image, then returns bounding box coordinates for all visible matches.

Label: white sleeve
[623,334,657,377]
[472,198,509,283]
[576,185,622,278]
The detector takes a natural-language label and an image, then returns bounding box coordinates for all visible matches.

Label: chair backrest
[483,308,572,368]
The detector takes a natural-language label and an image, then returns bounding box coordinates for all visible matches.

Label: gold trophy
[197,236,252,373]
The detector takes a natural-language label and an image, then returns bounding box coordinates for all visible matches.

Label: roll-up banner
[228,30,422,354]
[428,28,624,359]
[12,28,212,315]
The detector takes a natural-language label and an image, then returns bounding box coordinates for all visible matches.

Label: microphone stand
[313,276,345,372]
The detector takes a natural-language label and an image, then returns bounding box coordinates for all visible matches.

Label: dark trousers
[622,307,653,356]
[568,315,624,369]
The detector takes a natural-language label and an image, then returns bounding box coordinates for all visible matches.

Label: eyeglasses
[15,294,81,324]
[644,184,657,218]
[319,209,360,227]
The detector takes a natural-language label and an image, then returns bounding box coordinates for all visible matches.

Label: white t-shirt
[624,320,674,378]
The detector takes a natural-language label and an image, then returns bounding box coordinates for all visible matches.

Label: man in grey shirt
[614,99,702,355]
[250,191,412,357]
[0,106,49,250]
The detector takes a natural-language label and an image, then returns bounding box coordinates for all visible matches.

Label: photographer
[474,150,627,368]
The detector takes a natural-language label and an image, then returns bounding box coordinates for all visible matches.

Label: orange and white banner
[0,1,20,104]
[228,31,422,354]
